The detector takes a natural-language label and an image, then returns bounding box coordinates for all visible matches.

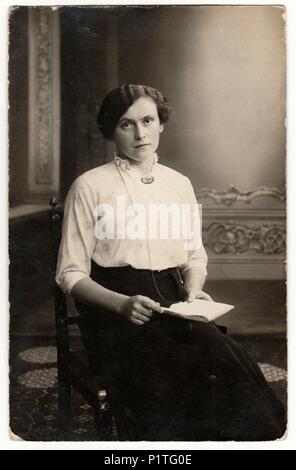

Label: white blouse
[56,157,208,295]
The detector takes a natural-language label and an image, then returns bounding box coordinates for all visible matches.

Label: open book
[161,299,234,323]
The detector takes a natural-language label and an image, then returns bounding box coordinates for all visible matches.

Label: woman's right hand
[119,295,163,325]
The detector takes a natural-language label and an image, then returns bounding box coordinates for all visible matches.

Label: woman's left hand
[185,288,213,303]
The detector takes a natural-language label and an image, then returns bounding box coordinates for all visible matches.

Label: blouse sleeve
[55,176,98,295]
[178,177,208,277]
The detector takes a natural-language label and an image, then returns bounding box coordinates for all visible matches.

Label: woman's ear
[159,124,164,133]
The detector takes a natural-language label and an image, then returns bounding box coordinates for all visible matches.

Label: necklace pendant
[141,175,154,184]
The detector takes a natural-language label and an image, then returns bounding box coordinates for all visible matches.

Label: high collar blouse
[56,157,208,295]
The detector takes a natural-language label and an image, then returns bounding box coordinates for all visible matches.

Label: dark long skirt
[75,263,286,441]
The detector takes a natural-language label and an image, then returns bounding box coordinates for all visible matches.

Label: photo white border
[1,0,295,451]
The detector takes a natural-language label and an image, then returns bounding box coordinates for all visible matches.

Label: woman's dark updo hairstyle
[97,84,171,140]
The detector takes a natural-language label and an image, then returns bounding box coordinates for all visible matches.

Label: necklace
[114,160,190,307]
[114,153,158,184]
[141,175,154,184]
[114,162,170,306]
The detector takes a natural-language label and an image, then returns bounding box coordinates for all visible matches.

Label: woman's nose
[135,123,145,140]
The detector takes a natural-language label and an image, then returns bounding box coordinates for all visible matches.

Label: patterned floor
[9,337,287,441]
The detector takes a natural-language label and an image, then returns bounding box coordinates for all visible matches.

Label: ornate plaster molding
[203,221,286,255]
[198,185,286,206]
[28,8,60,196]
[35,9,52,184]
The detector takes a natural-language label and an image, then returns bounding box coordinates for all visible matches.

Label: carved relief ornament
[198,185,285,206]
[203,221,286,255]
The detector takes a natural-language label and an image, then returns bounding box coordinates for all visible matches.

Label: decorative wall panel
[28,8,60,200]
[199,188,286,279]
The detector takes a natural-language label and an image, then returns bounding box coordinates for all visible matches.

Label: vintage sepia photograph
[8,3,287,443]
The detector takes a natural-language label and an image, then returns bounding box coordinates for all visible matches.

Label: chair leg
[94,408,113,440]
[57,377,71,432]
[93,389,114,440]
[94,409,102,437]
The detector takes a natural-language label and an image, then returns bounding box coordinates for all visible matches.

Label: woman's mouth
[134,143,150,148]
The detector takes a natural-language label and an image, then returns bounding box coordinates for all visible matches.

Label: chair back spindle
[49,197,70,355]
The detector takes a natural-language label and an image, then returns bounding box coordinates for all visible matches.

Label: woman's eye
[121,122,133,129]
[144,117,153,125]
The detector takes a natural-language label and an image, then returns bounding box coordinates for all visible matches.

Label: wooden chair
[49,197,113,439]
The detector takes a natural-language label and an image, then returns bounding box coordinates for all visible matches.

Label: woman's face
[113,96,164,162]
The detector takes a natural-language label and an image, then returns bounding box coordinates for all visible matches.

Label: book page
[163,299,234,322]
